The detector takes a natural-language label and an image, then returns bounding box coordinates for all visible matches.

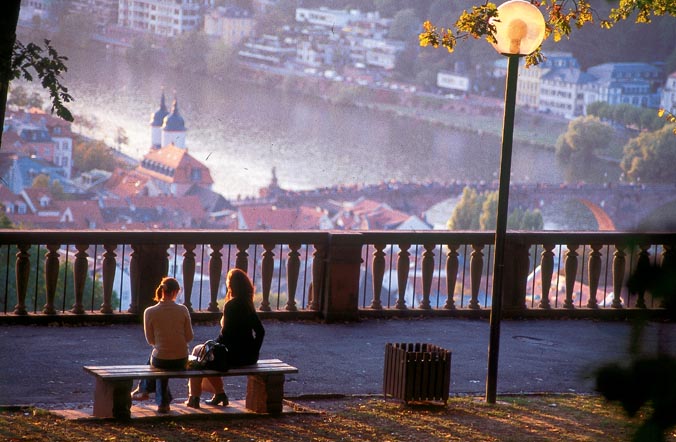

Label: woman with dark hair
[185,268,265,408]
[132,277,193,413]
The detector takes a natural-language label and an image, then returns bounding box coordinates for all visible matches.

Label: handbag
[192,340,229,371]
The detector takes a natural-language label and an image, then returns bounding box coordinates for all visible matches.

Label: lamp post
[485,0,545,404]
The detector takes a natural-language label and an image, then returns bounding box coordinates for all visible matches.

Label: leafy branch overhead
[419,0,676,67]
[11,39,73,122]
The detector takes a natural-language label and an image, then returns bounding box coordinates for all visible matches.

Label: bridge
[268,181,676,231]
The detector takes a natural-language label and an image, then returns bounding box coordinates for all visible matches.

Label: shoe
[131,388,150,401]
[157,404,171,414]
[205,392,228,406]
[185,396,200,409]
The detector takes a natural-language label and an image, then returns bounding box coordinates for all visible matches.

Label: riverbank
[235,63,568,150]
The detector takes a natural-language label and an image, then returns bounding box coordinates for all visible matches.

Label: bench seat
[83,359,298,418]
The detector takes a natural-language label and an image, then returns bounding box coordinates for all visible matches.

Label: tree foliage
[9,39,73,122]
[448,186,544,230]
[620,124,676,183]
[7,84,44,109]
[555,115,614,161]
[73,139,120,173]
[587,102,665,132]
[419,0,676,67]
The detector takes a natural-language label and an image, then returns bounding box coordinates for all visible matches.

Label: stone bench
[83,359,298,419]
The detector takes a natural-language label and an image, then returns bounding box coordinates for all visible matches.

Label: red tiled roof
[238,204,327,230]
[104,168,152,198]
[56,200,105,229]
[138,144,214,186]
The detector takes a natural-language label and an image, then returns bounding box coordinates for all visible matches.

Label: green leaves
[11,39,73,122]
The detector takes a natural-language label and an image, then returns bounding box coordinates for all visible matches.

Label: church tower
[161,97,187,149]
[149,90,169,149]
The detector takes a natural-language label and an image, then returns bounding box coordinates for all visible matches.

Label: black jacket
[217,297,265,366]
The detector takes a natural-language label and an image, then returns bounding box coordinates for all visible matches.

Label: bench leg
[92,378,133,419]
[245,374,285,414]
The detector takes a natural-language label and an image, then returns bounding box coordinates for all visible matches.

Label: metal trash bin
[383,342,451,404]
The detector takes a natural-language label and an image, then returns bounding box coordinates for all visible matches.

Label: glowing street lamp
[485,0,545,404]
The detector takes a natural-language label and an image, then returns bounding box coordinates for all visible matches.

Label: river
[57,48,586,200]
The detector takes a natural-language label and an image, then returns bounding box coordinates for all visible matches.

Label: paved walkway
[1,318,674,409]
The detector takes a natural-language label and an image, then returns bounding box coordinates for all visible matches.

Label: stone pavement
[1,318,674,409]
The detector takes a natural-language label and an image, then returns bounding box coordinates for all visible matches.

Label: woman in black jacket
[185,268,265,408]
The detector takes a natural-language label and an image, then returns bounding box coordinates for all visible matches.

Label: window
[191,168,202,181]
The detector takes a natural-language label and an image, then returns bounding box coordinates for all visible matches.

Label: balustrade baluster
[285,243,300,311]
[182,244,196,312]
[14,245,30,315]
[586,244,602,309]
[208,244,223,312]
[309,243,326,311]
[634,244,650,309]
[419,244,435,310]
[100,245,116,314]
[370,243,386,310]
[395,244,410,310]
[43,244,59,315]
[539,244,555,309]
[260,244,274,311]
[611,245,626,308]
[71,244,88,314]
[563,244,579,309]
[660,245,674,309]
[236,243,249,272]
[128,245,140,313]
[469,244,483,310]
[444,245,459,310]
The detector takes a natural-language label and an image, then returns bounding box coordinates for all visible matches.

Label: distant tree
[126,37,161,64]
[586,102,665,131]
[167,32,209,73]
[206,40,236,78]
[50,179,65,200]
[450,187,545,230]
[53,12,98,49]
[6,85,43,109]
[555,116,614,161]
[448,187,482,230]
[32,173,50,188]
[375,0,407,18]
[0,206,13,228]
[666,45,676,75]
[389,9,421,41]
[73,139,119,173]
[621,125,676,183]
[479,191,498,230]
[507,207,544,230]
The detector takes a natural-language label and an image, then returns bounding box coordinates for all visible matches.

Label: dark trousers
[139,356,187,406]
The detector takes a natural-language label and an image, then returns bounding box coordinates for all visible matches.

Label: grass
[1,395,675,442]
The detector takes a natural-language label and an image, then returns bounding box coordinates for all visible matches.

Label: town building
[117,0,205,37]
[660,71,676,113]
[204,6,255,46]
[67,0,119,29]
[582,62,664,110]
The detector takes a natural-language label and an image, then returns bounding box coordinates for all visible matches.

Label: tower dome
[162,99,186,132]
[150,91,169,127]
[161,97,187,148]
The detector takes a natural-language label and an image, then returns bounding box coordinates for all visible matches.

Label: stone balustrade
[0,230,673,323]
